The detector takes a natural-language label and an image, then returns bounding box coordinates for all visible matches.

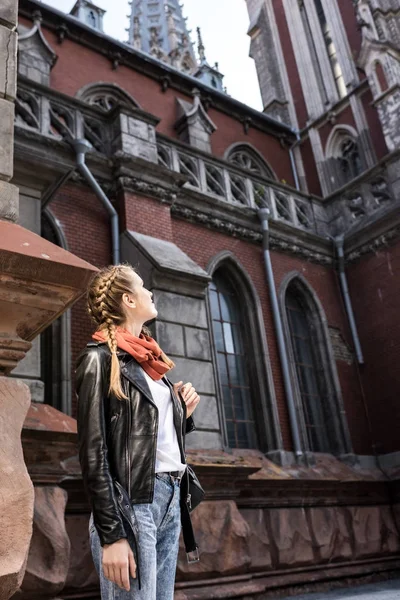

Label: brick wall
[30,20,293,183]
[171,216,371,454]
[347,240,400,454]
[49,184,111,416]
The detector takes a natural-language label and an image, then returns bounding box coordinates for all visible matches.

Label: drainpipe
[334,235,364,365]
[72,139,120,265]
[288,129,301,192]
[258,207,303,457]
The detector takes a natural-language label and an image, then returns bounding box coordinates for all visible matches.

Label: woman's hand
[174,381,200,418]
[102,538,136,591]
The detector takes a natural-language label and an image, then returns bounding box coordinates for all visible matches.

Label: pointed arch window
[283,277,351,455]
[209,271,258,449]
[77,83,140,112]
[338,138,362,183]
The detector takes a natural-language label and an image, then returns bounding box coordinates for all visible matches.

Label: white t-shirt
[142,370,187,473]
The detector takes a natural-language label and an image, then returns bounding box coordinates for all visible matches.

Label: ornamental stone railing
[157,137,325,235]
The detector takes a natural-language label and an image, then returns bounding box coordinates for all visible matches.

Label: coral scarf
[92,326,171,381]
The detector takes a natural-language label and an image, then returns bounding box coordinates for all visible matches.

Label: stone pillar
[121,230,223,449]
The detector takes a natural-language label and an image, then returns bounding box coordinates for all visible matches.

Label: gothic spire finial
[197,26,206,63]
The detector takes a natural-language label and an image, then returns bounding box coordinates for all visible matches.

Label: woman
[75,263,200,599]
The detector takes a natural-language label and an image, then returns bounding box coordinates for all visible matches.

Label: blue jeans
[89,472,182,600]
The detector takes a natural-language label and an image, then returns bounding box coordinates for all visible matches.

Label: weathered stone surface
[0,0,18,27]
[0,377,33,600]
[268,508,314,567]
[16,486,70,599]
[184,326,211,360]
[0,26,17,100]
[176,501,251,578]
[170,357,215,394]
[239,508,272,570]
[347,505,400,558]
[308,507,352,562]
[113,133,158,163]
[154,291,208,328]
[185,430,222,450]
[188,395,219,430]
[155,321,185,356]
[0,181,18,222]
[64,515,98,593]
[0,98,14,181]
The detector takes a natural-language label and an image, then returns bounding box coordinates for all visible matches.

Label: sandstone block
[240,508,272,570]
[177,500,251,578]
[347,505,400,559]
[0,377,34,600]
[308,506,352,562]
[268,507,314,567]
[154,291,208,328]
[17,486,70,599]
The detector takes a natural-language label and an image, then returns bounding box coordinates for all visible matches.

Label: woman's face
[123,271,158,324]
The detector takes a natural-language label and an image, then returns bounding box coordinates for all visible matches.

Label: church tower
[127,0,224,91]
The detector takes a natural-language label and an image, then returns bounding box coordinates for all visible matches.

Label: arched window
[76,83,140,112]
[209,272,258,448]
[226,144,275,179]
[326,127,364,189]
[282,275,351,455]
[338,138,362,182]
[86,10,97,28]
[40,210,72,415]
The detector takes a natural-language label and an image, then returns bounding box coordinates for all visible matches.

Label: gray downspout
[334,235,364,365]
[72,139,120,265]
[288,129,301,192]
[258,208,303,457]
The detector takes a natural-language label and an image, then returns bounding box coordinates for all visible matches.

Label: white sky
[38,0,262,110]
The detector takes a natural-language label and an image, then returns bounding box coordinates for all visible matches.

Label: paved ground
[280,579,400,600]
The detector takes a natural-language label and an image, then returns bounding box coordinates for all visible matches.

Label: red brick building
[13,0,400,598]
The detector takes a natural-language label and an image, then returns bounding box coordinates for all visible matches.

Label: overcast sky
[38,0,262,110]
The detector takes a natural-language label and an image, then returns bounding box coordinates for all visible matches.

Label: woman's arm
[76,347,127,546]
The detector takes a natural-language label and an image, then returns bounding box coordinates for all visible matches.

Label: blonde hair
[87,263,175,400]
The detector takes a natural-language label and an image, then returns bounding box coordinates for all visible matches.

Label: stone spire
[127,0,225,91]
[127,0,196,65]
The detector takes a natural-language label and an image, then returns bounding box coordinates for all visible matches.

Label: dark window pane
[227,422,236,447]
[209,289,220,319]
[286,287,330,453]
[213,320,225,352]
[222,385,233,420]
[227,354,247,386]
[231,323,244,354]
[219,292,231,322]
[217,352,228,386]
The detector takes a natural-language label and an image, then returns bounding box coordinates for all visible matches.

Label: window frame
[206,251,282,454]
[279,272,352,456]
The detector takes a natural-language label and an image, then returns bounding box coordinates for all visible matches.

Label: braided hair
[87,263,160,400]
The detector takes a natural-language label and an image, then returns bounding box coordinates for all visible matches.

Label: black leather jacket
[75,340,196,550]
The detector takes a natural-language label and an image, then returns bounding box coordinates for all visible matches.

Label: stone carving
[0,377,34,599]
[176,501,251,578]
[347,192,366,221]
[18,12,57,86]
[15,487,70,599]
[118,176,178,203]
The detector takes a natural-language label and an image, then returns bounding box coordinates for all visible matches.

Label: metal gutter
[72,139,120,265]
[258,207,303,457]
[334,235,364,365]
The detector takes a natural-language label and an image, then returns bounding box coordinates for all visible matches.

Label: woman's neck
[120,319,143,337]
